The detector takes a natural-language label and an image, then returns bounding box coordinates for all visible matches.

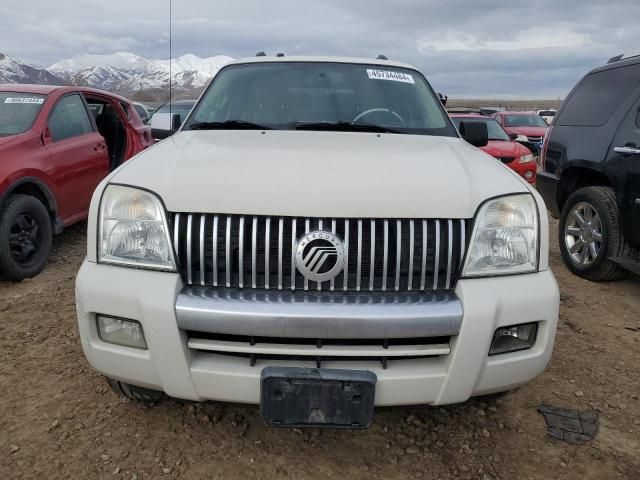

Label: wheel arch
[557,167,613,214]
[0,178,62,233]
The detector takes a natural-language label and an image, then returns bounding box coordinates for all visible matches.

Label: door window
[48,94,93,142]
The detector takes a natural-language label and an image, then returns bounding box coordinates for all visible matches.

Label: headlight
[518,154,534,164]
[515,134,528,143]
[99,185,176,270]
[462,194,538,277]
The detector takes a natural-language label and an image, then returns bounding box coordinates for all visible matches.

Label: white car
[76,55,559,428]
[537,109,556,125]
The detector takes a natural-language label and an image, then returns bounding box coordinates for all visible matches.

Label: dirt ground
[0,219,638,480]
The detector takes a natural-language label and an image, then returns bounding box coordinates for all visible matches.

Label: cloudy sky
[2,0,640,97]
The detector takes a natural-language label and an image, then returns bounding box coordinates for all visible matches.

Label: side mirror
[171,113,182,132]
[508,132,518,141]
[458,121,488,147]
[150,112,182,134]
[438,93,448,106]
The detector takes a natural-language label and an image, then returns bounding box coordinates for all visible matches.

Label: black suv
[538,55,640,281]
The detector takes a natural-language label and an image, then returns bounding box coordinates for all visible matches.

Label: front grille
[171,214,468,292]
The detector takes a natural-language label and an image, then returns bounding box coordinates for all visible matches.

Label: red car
[491,111,549,156]
[0,84,152,280]
[451,113,537,184]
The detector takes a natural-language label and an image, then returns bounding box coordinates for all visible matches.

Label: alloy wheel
[9,213,41,264]
[564,202,603,266]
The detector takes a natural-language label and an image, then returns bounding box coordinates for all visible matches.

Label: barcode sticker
[367,69,415,84]
[4,97,44,104]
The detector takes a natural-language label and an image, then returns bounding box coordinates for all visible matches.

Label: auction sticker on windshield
[367,69,415,84]
[4,97,45,104]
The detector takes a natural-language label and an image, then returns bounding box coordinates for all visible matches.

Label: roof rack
[377,54,388,60]
[255,51,266,57]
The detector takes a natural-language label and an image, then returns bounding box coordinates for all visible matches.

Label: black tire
[559,186,627,282]
[107,378,165,403]
[0,194,53,281]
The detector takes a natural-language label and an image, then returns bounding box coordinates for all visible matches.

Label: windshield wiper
[293,121,400,134]
[188,120,272,131]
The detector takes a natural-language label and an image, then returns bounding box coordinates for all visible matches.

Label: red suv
[450,113,537,183]
[492,111,549,156]
[0,85,152,280]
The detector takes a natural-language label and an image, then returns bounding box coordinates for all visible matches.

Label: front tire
[0,194,53,281]
[107,378,165,403]
[559,186,626,281]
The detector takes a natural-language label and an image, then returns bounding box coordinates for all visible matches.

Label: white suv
[76,56,559,428]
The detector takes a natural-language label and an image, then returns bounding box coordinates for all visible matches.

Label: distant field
[447,98,563,112]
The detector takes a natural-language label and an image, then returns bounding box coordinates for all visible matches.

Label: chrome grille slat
[369,220,375,291]
[433,219,440,290]
[304,219,310,291]
[173,213,181,259]
[251,216,258,289]
[420,220,427,290]
[446,219,453,289]
[225,216,231,288]
[265,217,271,290]
[460,219,466,270]
[408,220,414,290]
[238,216,244,289]
[212,215,218,287]
[356,219,362,291]
[278,217,283,290]
[186,214,193,284]
[317,218,323,291]
[290,219,296,290]
[199,215,205,286]
[330,219,336,291]
[343,219,349,291]
[382,220,388,291]
[173,214,467,292]
[395,220,401,291]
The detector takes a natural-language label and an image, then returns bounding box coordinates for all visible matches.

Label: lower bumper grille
[186,332,451,369]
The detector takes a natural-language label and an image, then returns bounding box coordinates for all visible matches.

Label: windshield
[0,92,46,136]
[452,117,510,141]
[185,62,456,136]
[504,114,548,128]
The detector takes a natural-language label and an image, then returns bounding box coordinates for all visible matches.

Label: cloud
[2,0,639,97]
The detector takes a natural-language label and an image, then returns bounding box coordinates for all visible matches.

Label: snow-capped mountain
[0,53,66,85]
[49,52,234,92]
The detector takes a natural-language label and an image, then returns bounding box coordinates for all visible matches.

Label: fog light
[489,323,537,356]
[524,170,534,180]
[97,315,147,350]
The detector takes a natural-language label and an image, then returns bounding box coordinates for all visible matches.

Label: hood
[504,126,547,137]
[112,130,528,219]
[482,140,531,158]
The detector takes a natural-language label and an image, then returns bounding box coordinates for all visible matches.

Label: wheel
[559,186,627,281]
[0,194,53,281]
[107,378,165,403]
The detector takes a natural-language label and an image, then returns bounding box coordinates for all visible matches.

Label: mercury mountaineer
[76,55,560,428]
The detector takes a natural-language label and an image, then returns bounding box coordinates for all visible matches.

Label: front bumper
[76,261,559,406]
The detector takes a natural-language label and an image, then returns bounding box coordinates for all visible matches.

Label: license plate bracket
[260,367,376,429]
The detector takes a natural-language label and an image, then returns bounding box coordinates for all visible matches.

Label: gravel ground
[1,220,639,480]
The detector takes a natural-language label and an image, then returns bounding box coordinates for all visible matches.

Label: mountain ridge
[1,51,234,100]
